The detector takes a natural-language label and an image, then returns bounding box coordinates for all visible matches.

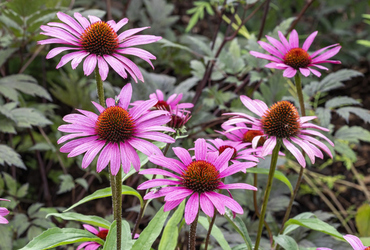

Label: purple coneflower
[137,138,257,224]
[0,199,10,224]
[58,83,175,175]
[317,234,369,250]
[250,29,341,78]
[39,12,161,81]
[223,96,334,168]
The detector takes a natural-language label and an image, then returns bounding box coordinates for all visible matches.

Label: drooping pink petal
[299,68,311,77]
[164,199,184,212]
[291,137,316,164]
[57,12,84,34]
[74,13,90,29]
[283,139,306,168]
[278,31,291,50]
[83,224,99,235]
[249,51,282,63]
[119,35,161,48]
[218,183,257,191]
[184,193,199,224]
[121,142,141,171]
[283,67,297,78]
[91,101,105,113]
[261,136,277,157]
[109,143,121,175]
[128,138,162,156]
[148,155,184,174]
[96,143,115,172]
[103,55,127,79]
[164,188,193,201]
[258,41,284,59]
[343,234,366,250]
[300,129,334,146]
[56,51,88,69]
[204,192,225,215]
[83,54,97,76]
[199,193,214,217]
[308,67,321,77]
[240,95,264,117]
[137,179,182,190]
[140,168,181,180]
[106,98,115,107]
[311,46,341,64]
[265,35,287,54]
[298,134,333,158]
[129,99,157,121]
[113,18,128,32]
[46,47,79,59]
[97,56,109,81]
[213,148,233,170]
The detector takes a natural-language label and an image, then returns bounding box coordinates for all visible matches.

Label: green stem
[95,68,122,250]
[204,214,216,250]
[254,140,282,250]
[189,210,200,250]
[279,73,306,234]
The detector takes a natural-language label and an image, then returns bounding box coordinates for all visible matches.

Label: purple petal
[56,51,87,69]
[57,12,84,34]
[261,137,277,157]
[106,98,115,107]
[204,192,225,215]
[119,35,161,48]
[128,138,162,156]
[118,27,149,41]
[249,51,282,63]
[137,179,182,190]
[129,99,157,121]
[265,35,287,54]
[60,136,97,153]
[298,134,333,158]
[74,13,90,29]
[291,137,316,164]
[264,62,288,70]
[71,51,90,69]
[113,53,144,82]
[219,162,257,177]
[109,143,121,175]
[97,56,109,81]
[118,83,132,110]
[144,186,178,200]
[81,141,105,169]
[148,155,184,174]
[164,188,193,201]
[184,193,199,224]
[96,144,114,173]
[195,138,207,161]
[200,193,214,217]
[299,68,310,77]
[213,148,233,170]
[310,44,339,58]
[283,67,297,78]
[311,46,341,64]
[136,131,174,143]
[121,142,140,171]
[68,140,97,157]
[308,67,321,77]
[301,123,330,132]
[289,29,299,48]
[103,55,127,79]
[83,224,98,235]
[91,101,105,113]
[83,54,97,76]
[88,15,101,24]
[113,18,128,32]
[343,234,365,250]
[283,139,306,168]
[300,116,316,123]
[218,183,257,191]
[164,199,184,212]
[46,47,79,59]
[172,147,192,166]
[140,168,181,180]
[302,31,318,51]
[258,41,284,59]
[300,129,334,146]
[240,95,264,117]
[278,31,291,50]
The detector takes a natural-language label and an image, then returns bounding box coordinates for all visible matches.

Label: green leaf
[325,96,361,108]
[57,174,75,194]
[28,203,44,216]
[75,178,88,191]
[224,211,252,250]
[158,200,185,250]
[0,48,17,68]
[47,212,111,229]
[356,203,370,237]
[335,126,370,143]
[16,183,29,198]
[0,144,26,169]
[274,235,299,250]
[318,69,363,93]
[315,107,331,128]
[198,216,231,250]
[131,205,170,250]
[283,218,344,240]
[334,140,357,163]
[336,107,370,124]
[283,212,315,235]
[158,38,195,54]
[246,168,293,194]
[357,40,370,47]
[64,185,143,212]
[2,172,17,195]
[12,108,52,128]
[102,219,134,250]
[19,228,104,250]
[190,60,206,79]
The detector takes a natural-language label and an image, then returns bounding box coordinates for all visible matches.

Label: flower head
[250,29,341,78]
[137,138,257,224]
[317,234,369,250]
[39,12,161,81]
[58,83,175,175]
[0,198,10,224]
[223,96,334,168]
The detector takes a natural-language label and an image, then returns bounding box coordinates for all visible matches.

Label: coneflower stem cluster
[254,139,282,250]
[279,74,306,234]
[95,67,122,250]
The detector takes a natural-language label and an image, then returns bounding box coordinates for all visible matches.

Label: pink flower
[317,234,369,250]
[137,138,257,224]
[77,224,108,250]
[0,198,10,224]
[250,30,341,78]
[39,12,161,82]
[206,138,260,170]
[223,96,334,168]
[58,83,175,175]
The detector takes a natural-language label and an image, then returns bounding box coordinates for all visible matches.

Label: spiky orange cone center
[261,101,301,138]
[218,145,237,159]
[243,130,266,147]
[95,106,135,143]
[80,21,119,56]
[97,229,109,240]
[182,160,220,193]
[284,48,311,69]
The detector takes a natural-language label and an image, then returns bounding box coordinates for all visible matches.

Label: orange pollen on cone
[364,247,370,250]
[154,100,170,111]
[283,48,311,69]
[95,106,135,143]
[182,160,220,193]
[261,101,301,139]
[218,145,237,159]
[96,229,109,240]
[80,21,119,56]
[242,130,266,147]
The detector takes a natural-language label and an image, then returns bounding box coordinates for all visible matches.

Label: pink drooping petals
[39,12,161,82]
[223,96,334,168]
[250,29,341,78]
[137,138,257,224]
[58,83,175,175]
[316,234,368,250]
[0,198,10,224]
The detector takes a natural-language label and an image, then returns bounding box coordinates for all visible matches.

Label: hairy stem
[204,212,217,250]
[279,73,305,233]
[254,140,282,250]
[189,211,200,250]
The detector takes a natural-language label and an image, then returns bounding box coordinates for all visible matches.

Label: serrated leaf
[325,96,361,108]
[335,126,370,143]
[158,200,185,250]
[16,183,29,198]
[32,218,55,229]
[246,168,293,194]
[315,107,331,127]
[57,174,74,194]
[75,178,88,191]
[131,205,169,250]
[47,212,111,229]
[356,203,370,237]
[19,228,104,250]
[0,48,17,68]
[190,60,206,79]
[158,38,195,54]
[319,69,363,93]
[334,140,357,163]
[27,203,44,216]
[274,235,299,250]
[0,144,26,169]
[283,218,343,240]
[198,216,231,250]
[11,108,52,128]
[64,185,143,212]
[185,35,213,56]
[336,107,370,124]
